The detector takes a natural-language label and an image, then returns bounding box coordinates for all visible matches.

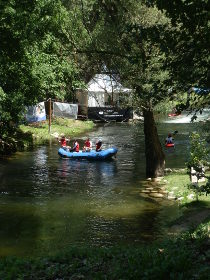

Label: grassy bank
[20,117,95,144]
[0,222,209,279]
[163,169,210,205]
[0,118,95,155]
[161,169,210,237]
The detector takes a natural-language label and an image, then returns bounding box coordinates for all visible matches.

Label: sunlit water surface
[0,116,208,257]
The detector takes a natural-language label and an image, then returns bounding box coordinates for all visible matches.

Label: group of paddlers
[59,134,102,152]
[59,132,176,152]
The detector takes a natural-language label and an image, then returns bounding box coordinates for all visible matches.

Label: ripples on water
[0,120,207,256]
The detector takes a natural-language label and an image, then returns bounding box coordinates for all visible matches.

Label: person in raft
[83,137,92,152]
[70,139,80,152]
[95,139,102,152]
[165,133,174,144]
[59,134,71,150]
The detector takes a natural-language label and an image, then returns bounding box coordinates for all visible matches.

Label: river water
[0,113,208,257]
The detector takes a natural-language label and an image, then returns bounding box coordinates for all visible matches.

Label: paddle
[173,130,178,135]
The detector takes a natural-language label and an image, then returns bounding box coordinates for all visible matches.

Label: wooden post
[48,98,51,134]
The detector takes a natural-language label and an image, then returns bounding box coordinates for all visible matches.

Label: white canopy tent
[76,74,132,108]
[87,74,131,107]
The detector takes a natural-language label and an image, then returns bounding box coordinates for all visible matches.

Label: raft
[165,143,175,148]
[58,147,118,160]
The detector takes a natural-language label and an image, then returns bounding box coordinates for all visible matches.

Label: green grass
[162,170,210,205]
[0,222,209,280]
[0,117,95,155]
[19,117,95,145]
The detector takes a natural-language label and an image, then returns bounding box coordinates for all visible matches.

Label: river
[0,114,208,257]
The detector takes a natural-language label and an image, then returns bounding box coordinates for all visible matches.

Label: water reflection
[56,159,118,191]
[0,121,205,256]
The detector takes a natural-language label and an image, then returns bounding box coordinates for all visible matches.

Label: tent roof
[87,74,131,93]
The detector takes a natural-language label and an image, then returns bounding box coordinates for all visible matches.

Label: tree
[151,0,210,116]
[152,1,210,143]
[74,0,173,177]
[153,0,209,89]
[0,0,81,135]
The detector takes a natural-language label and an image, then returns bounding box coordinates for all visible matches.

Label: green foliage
[0,222,209,279]
[186,132,210,199]
[188,177,210,198]
[187,132,208,171]
[153,0,209,90]
[0,0,84,135]
[84,1,174,110]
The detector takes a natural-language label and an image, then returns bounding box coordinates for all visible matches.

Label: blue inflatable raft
[58,147,118,160]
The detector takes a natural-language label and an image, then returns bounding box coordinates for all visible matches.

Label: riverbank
[0,221,209,279]
[0,118,95,155]
[162,169,210,235]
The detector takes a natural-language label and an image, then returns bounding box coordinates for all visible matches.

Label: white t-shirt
[166,136,173,143]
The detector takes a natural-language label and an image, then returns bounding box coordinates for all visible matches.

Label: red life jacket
[85,140,91,148]
[75,142,79,152]
[61,138,67,147]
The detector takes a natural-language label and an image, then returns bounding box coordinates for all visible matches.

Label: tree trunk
[143,109,165,178]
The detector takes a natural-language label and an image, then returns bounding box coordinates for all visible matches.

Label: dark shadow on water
[0,204,41,256]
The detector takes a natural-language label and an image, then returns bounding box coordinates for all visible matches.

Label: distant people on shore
[83,137,92,152]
